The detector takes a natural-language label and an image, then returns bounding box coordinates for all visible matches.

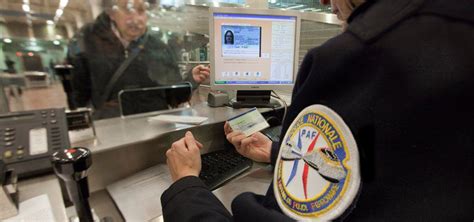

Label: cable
[271,90,288,123]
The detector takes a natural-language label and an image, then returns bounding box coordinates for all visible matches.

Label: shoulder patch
[274,105,360,221]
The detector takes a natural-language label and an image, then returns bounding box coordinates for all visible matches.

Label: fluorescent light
[59,0,69,8]
[56,9,64,17]
[151,27,160,32]
[47,20,54,25]
[286,4,305,10]
[53,40,61,45]
[3,38,12,43]
[22,4,30,12]
[167,31,172,35]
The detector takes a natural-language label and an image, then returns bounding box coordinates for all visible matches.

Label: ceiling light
[286,4,305,10]
[56,9,64,17]
[22,4,30,12]
[59,0,69,8]
[151,27,160,32]
[3,38,12,43]
[53,40,61,45]
[47,20,54,25]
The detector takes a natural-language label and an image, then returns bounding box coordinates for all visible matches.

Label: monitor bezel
[209,7,301,91]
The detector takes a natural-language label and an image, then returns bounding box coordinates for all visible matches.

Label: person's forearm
[184,68,199,89]
[161,176,232,222]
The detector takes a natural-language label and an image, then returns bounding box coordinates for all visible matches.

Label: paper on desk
[3,194,55,222]
[106,164,173,222]
[212,167,273,211]
[148,114,208,125]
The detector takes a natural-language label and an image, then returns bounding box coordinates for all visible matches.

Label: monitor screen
[210,8,299,91]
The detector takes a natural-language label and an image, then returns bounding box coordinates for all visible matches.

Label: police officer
[162,0,473,221]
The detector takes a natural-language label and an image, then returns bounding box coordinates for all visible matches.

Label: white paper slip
[148,114,208,125]
[3,194,56,222]
[106,164,173,222]
[228,107,269,137]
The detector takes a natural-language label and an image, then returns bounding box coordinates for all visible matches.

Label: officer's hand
[166,131,203,182]
[224,122,272,163]
[192,65,210,83]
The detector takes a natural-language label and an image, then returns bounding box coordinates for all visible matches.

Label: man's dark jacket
[68,13,196,118]
[161,0,473,221]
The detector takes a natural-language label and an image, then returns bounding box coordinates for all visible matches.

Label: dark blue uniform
[161,0,474,221]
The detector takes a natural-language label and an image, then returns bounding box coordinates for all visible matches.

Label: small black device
[118,83,193,117]
[261,125,283,143]
[51,147,94,222]
[230,90,280,108]
[199,148,253,190]
[0,108,70,178]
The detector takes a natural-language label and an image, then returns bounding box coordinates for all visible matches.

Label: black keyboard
[199,149,253,190]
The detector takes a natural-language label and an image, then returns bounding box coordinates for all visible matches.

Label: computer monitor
[209,7,300,108]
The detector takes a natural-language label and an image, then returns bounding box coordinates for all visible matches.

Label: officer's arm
[232,192,295,222]
[161,176,232,222]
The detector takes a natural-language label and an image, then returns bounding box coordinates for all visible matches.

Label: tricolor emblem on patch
[274,105,360,221]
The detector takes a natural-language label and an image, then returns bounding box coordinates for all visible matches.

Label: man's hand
[166,131,203,182]
[224,122,272,163]
[192,65,210,83]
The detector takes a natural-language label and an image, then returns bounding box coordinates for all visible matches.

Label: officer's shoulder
[347,0,425,43]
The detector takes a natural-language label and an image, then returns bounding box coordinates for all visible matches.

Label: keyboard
[199,148,253,190]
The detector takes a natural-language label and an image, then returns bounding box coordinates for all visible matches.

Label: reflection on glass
[1,0,331,118]
[118,83,193,117]
[268,0,331,13]
[67,0,209,120]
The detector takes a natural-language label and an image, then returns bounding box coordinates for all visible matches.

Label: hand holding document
[227,108,269,137]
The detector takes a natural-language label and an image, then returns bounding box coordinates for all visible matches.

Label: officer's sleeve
[270,142,280,167]
[232,192,295,222]
[161,176,232,222]
[68,36,92,107]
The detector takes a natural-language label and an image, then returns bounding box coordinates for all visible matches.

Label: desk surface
[15,87,289,221]
[72,87,290,154]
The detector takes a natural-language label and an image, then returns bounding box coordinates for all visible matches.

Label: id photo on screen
[221,25,261,58]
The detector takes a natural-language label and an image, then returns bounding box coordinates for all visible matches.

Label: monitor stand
[229,90,280,108]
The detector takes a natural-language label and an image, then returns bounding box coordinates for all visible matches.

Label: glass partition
[0,0,340,120]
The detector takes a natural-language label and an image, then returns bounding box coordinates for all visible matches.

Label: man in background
[68,0,209,119]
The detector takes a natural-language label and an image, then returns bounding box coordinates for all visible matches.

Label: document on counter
[106,164,173,222]
[148,114,208,125]
[3,194,55,222]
